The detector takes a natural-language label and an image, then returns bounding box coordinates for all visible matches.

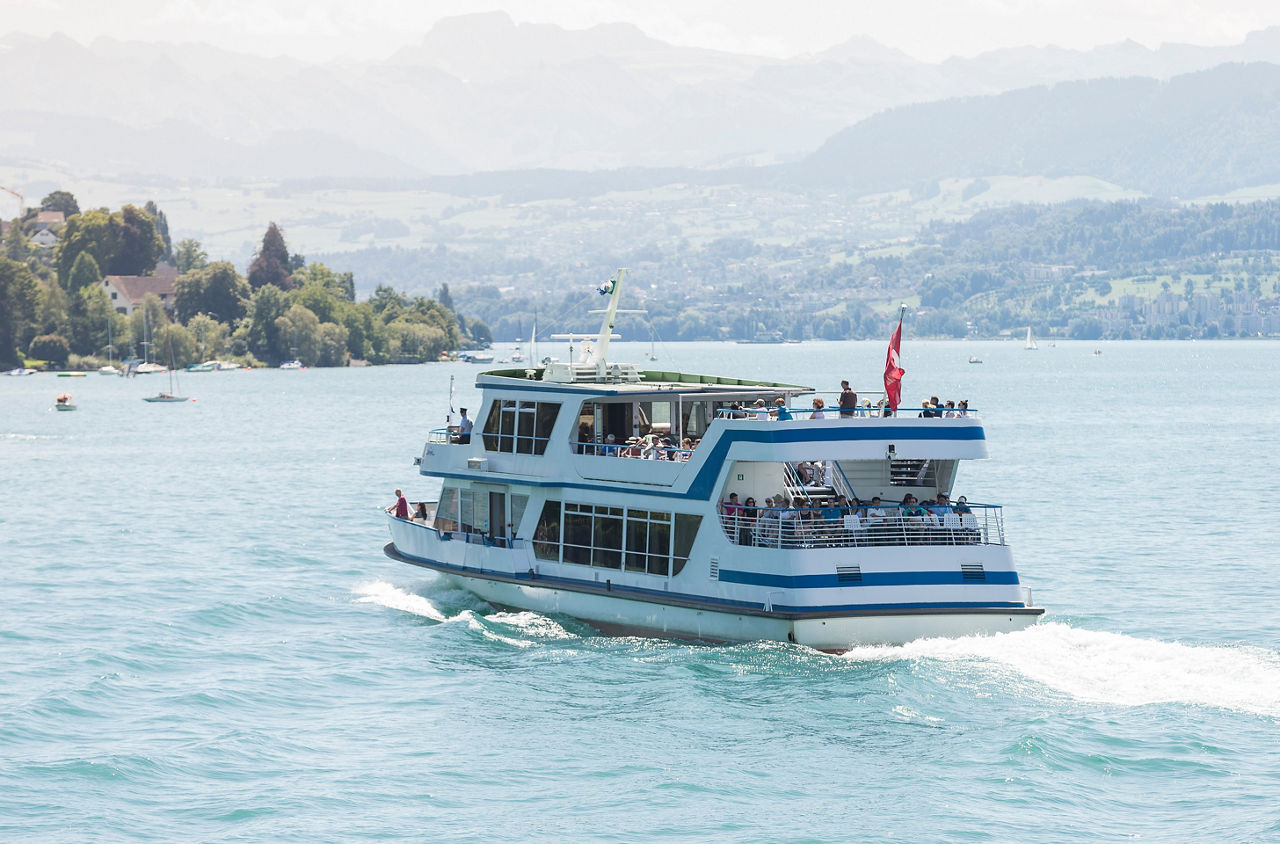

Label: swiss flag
[884,312,905,412]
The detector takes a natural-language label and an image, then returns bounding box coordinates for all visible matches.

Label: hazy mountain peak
[816,35,919,66]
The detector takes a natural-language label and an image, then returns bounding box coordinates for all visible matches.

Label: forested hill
[925,199,1280,267]
[794,62,1280,198]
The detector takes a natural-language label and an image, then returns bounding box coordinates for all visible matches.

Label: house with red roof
[101,263,180,316]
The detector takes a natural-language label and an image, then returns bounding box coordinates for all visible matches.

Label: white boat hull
[387,545,1042,650]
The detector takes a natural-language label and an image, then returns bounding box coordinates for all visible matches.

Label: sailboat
[142,338,190,402]
[1024,327,1038,350]
[99,318,121,375]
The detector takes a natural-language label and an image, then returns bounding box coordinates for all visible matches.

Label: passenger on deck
[753,399,769,420]
[413,501,429,521]
[865,496,887,521]
[838,381,858,418]
[774,398,793,421]
[602,433,618,456]
[387,489,409,519]
[901,495,927,519]
[942,400,957,417]
[953,496,972,515]
[740,497,759,544]
[457,408,473,444]
[957,399,970,417]
[930,396,942,418]
[578,421,594,454]
[811,397,826,419]
[723,493,742,517]
[928,493,952,518]
[728,401,747,419]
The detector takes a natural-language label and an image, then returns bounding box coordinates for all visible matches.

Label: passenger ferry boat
[383,271,1044,650]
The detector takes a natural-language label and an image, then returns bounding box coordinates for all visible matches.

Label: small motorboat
[279,360,303,369]
[4,367,37,376]
[968,355,983,364]
[54,393,76,411]
[99,365,121,376]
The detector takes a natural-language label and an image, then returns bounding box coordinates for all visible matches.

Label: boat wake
[354,580,452,622]
[355,580,591,645]
[842,622,1280,717]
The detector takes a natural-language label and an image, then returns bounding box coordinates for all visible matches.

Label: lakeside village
[0,191,490,374]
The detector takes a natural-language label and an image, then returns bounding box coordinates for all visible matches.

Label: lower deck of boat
[384,542,1043,650]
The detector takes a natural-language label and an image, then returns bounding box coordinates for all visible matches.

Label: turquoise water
[4,341,1280,841]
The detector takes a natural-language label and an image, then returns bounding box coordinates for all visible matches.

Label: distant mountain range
[792,62,1280,198]
[7,13,1280,183]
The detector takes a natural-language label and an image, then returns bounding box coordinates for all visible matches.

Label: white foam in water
[843,622,1280,717]
[354,580,448,622]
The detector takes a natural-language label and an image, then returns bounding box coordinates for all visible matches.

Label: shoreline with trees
[1,193,489,371]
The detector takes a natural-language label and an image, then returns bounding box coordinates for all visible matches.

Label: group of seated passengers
[723,396,969,420]
[721,491,967,525]
[577,422,700,460]
[917,396,970,417]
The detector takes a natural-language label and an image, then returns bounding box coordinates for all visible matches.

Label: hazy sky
[5,0,1280,62]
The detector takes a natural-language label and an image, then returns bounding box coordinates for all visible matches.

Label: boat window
[437,486,489,535]
[672,514,701,576]
[510,494,529,535]
[483,400,560,455]
[533,500,561,560]
[533,500,698,577]
[434,485,459,532]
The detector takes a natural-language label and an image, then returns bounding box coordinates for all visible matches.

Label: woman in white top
[811,397,826,419]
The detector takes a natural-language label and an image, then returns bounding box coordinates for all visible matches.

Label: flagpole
[884,304,907,415]
[448,374,455,426]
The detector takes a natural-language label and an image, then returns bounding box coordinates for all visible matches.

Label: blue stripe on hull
[718,569,1020,588]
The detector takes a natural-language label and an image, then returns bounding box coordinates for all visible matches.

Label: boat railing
[572,439,696,462]
[714,405,978,420]
[717,504,1005,549]
[397,501,524,548]
[427,426,481,445]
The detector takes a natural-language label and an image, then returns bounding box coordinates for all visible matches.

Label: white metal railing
[718,505,1005,549]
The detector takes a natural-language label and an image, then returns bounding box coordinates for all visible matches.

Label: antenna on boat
[592,268,627,368]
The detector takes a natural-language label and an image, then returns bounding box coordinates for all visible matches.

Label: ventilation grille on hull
[960,563,986,581]
[709,558,719,581]
[836,565,862,583]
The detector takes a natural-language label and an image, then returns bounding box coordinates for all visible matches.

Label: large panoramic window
[534,500,700,576]
[482,400,560,455]
[433,485,491,534]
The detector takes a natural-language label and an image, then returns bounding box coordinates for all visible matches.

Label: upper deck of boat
[475,363,813,399]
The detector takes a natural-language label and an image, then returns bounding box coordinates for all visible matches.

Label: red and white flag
[884,311,905,412]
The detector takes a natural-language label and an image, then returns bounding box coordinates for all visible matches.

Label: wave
[353,580,450,622]
[842,622,1280,717]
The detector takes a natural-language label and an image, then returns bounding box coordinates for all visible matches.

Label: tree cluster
[0,198,485,370]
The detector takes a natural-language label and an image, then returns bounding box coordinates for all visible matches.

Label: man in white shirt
[457,408,474,444]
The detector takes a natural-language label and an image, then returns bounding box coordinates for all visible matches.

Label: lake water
[4,340,1280,841]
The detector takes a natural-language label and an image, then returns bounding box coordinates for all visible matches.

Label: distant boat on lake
[968,355,983,364]
[1024,327,1038,350]
[279,360,303,369]
[54,393,76,410]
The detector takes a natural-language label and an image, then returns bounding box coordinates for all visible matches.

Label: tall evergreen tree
[68,251,103,292]
[144,200,172,260]
[247,223,293,291]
